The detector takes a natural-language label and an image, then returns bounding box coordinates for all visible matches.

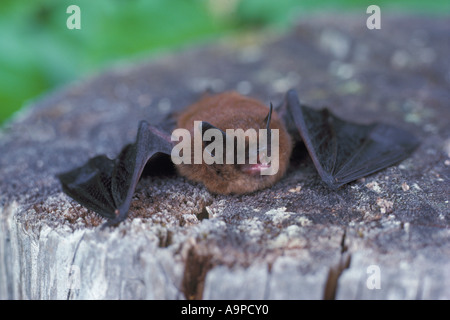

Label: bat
[58,89,419,226]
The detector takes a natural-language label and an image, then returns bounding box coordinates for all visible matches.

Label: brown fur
[176,92,292,195]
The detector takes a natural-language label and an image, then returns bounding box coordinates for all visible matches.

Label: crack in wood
[323,229,351,300]
[181,245,214,300]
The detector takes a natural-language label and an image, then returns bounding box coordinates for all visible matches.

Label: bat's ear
[199,121,227,157]
[200,121,227,140]
[260,103,273,156]
[263,103,273,129]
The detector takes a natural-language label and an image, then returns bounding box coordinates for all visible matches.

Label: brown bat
[58,89,419,226]
[175,91,292,195]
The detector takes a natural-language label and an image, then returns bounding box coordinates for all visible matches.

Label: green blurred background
[1,0,448,124]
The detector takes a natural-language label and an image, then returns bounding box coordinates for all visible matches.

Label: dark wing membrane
[109,121,173,225]
[58,155,117,219]
[284,89,419,189]
[58,121,173,225]
[331,123,419,186]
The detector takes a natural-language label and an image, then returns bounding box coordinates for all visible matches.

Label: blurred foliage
[0,0,448,124]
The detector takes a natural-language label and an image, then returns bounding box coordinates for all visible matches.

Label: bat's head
[175,92,292,195]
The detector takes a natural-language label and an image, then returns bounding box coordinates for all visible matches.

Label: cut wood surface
[0,15,449,299]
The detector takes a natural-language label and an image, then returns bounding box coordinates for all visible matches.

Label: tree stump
[1,15,449,300]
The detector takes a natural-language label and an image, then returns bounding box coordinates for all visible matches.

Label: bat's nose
[241,163,271,176]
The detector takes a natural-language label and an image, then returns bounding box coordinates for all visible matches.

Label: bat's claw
[100,209,128,229]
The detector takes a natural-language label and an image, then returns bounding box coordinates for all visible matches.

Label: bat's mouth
[240,163,271,176]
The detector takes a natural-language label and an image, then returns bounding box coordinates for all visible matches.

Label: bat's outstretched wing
[280,89,419,189]
[58,121,173,226]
